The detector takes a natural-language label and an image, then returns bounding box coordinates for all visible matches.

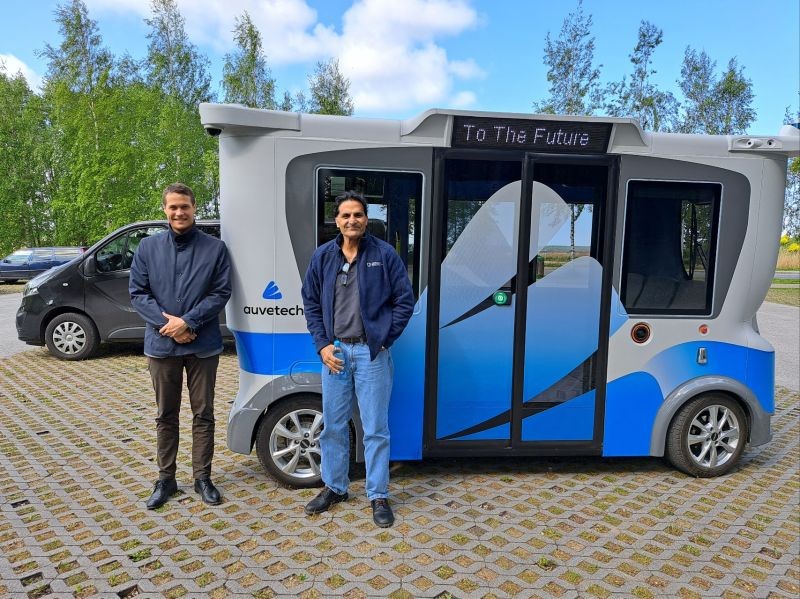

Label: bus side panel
[604,154,768,457]
[387,292,428,459]
[603,372,663,456]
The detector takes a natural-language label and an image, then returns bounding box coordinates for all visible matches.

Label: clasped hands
[160,312,196,344]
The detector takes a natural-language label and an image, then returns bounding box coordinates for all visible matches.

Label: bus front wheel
[666,393,748,477]
[255,395,325,488]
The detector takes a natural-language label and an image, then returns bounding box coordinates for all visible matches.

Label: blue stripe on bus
[232,331,319,375]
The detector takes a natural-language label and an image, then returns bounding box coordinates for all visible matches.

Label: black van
[16,220,229,360]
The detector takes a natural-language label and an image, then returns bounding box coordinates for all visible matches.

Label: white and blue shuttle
[200,104,798,486]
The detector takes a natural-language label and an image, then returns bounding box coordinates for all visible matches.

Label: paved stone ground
[0,347,798,598]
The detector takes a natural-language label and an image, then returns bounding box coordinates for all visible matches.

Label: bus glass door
[428,154,613,452]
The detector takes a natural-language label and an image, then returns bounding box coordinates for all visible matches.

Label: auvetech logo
[262,281,282,300]
[244,281,304,316]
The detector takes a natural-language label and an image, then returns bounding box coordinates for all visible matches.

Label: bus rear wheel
[255,396,325,488]
[666,394,748,477]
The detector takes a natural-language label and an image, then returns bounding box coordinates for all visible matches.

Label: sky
[1,0,798,134]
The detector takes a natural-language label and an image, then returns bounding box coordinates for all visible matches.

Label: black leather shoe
[146,478,177,510]
[304,487,348,515]
[194,478,222,505]
[371,498,394,528]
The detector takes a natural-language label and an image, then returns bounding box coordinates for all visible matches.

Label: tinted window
[32,248,53,260]
[317,169,422,295]
[96,226,164,273]
[621,181,721,314]
[198,224,221,238]
[54,248,82,259]
[5,250,32,265]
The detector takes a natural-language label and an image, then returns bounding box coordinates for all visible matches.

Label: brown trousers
[148,354,220,480]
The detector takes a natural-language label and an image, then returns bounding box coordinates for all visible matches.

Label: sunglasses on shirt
[339,262,351,286]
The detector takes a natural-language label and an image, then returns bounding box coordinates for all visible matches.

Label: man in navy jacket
[302,191,414,527]
[130,183,231,509]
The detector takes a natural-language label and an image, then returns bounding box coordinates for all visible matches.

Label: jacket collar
[169,223,198,244]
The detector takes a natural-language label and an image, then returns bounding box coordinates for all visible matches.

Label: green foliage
[603,21,677,131]
[308,58,354,116]
[145,0,214,106]
[783,110,799,237]
[0,71,52,255]
[533,0,601,116]
[222,11,276,109]
[676,49,755,134]
[0,0,225,252]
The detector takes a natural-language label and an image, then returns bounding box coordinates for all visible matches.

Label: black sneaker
[304,487,348,515]
[371,498,394,528]
[146,478,178,510]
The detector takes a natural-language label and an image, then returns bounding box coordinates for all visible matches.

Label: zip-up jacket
[302,232,414,361]
[130,225,231,358]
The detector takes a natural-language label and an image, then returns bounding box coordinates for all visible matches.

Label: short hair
[334,191,368,217]
[162,183,196,206]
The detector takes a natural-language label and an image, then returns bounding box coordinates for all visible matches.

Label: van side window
[96,227,165,273]
[316,168,423,296]
[621,181,721,315]
[32,248,54,261]
[54,248,82,260]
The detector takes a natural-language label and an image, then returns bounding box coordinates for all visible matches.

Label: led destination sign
[452,116,612,154]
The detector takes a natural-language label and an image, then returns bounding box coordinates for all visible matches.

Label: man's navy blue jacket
[301,233,414,361]
[129,225,231,358]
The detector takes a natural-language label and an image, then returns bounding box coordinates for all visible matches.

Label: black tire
[44,313,100,360]
[2,279,19,284]
[255,395,326,488]
[666,393,748,477]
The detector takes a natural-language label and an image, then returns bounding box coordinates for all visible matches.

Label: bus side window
[621,181,721,315]
[316,168,423,298]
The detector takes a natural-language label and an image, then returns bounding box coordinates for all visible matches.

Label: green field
[766,287,800,307]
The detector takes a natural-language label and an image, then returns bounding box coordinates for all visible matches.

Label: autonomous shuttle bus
[200,103,798,486]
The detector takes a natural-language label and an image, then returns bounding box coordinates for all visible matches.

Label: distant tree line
[0,0,354,255]
[0,0,796,257]
[533,0,798,237]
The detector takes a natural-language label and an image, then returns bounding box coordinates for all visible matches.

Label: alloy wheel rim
[269,408,323,479]
[686,404,741,469]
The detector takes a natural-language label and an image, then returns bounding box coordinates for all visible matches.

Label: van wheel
[256,396,327,488]
[45,313,99,360]
[2,279,18,284]
[666,394,748,477]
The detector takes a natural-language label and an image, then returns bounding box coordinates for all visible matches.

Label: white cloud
[0,54,43,91]
[84,0,483,113]
[338,0,482,112]
[449,90,477,108]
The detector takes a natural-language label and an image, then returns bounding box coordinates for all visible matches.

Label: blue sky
[1,0,798,133]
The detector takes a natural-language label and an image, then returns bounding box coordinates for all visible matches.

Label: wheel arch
[41,306,96,342]
[649,376,770,456]
[247,381,365,463]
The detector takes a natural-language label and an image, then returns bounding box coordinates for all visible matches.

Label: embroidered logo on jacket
[366,261,382,267]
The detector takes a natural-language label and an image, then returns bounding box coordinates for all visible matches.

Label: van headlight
[23,284,38,298]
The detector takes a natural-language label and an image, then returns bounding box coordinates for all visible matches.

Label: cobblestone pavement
[1,347,798,598]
